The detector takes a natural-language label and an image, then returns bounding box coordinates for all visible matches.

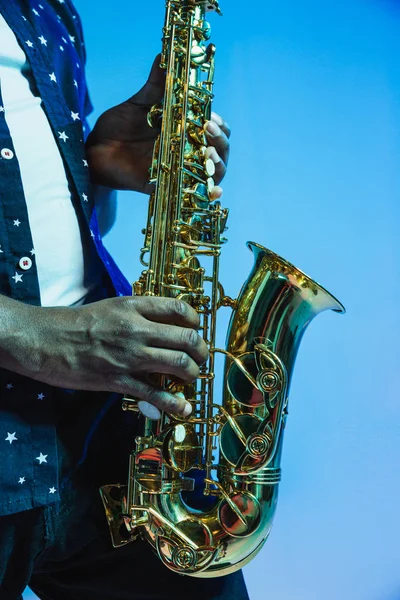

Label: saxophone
[100,0,345,577]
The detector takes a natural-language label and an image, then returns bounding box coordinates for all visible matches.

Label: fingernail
[182,402,192,417]
[205,121,220,138]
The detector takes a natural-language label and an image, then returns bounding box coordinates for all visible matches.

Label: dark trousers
[0,396,249,600]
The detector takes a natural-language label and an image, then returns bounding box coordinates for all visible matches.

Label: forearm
[0,295,43,377]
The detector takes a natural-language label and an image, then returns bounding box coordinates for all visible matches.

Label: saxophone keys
[205,157,216,177]
[163,423,201,473]
[207,177,215,195]
[137,401,162,421]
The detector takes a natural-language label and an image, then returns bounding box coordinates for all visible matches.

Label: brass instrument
[100,0,345,577]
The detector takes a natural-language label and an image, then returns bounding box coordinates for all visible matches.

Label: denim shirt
[0,0,130,516]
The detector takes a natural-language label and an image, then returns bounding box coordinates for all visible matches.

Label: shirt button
[19,257,32,271]
[1,148,14,160]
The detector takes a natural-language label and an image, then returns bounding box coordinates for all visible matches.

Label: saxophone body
[100,0,345,577]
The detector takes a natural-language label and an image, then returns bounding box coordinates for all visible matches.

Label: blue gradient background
[25,1,400,599]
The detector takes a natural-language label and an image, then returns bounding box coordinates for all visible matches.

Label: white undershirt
[0,14,99,307]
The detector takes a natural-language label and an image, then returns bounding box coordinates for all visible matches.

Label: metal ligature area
[100,0,345,577]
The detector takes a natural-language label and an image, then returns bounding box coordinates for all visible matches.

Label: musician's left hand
[85,56,230,199]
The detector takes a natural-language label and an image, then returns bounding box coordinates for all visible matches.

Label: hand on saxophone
[0,296,208,417]
[85,56,231,198]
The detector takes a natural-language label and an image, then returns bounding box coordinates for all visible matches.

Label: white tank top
[0,13,100,307]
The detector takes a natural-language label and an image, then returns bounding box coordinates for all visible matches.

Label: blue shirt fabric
[0,0,130,516]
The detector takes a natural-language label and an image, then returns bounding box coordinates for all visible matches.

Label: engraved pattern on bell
[246,433,271,457]
[220,414,262,466]
[172,546,197,569]
[257,369,280,393]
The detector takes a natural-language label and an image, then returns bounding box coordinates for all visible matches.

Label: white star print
[57,0,65,4]
[26,40,34,48]
[58,131,69,142]
[0,245,3,253]
[36,453,48,464]
[49,72,57,83]
[12,273,23,284]
[49,487,57,494]
[82,193,88,202]
[18,477,26,484]
[73,80,78,88]
[71,112,80,121]
[90,230,95,239]
[0,106,4,112]
[30,248,35,256]
[32,8,40,16]
[62,37,68,44]
[13,219,21,227]
[6,384,13,390]
[82,159,88,167]
[38,35,48,46]
[60,45,64,52]
[5,432,17,444]
[37,393,45,400]
[69,35,75,43]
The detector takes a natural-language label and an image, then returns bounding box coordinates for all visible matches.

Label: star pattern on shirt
[12,272,23,284]
[36,453,48,464]
[0,0,132,513]
[5,432,17,444]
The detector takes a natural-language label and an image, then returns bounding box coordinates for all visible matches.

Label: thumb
[129,54,166,106]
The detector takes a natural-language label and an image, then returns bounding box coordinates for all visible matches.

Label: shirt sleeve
[63,0,94,120]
